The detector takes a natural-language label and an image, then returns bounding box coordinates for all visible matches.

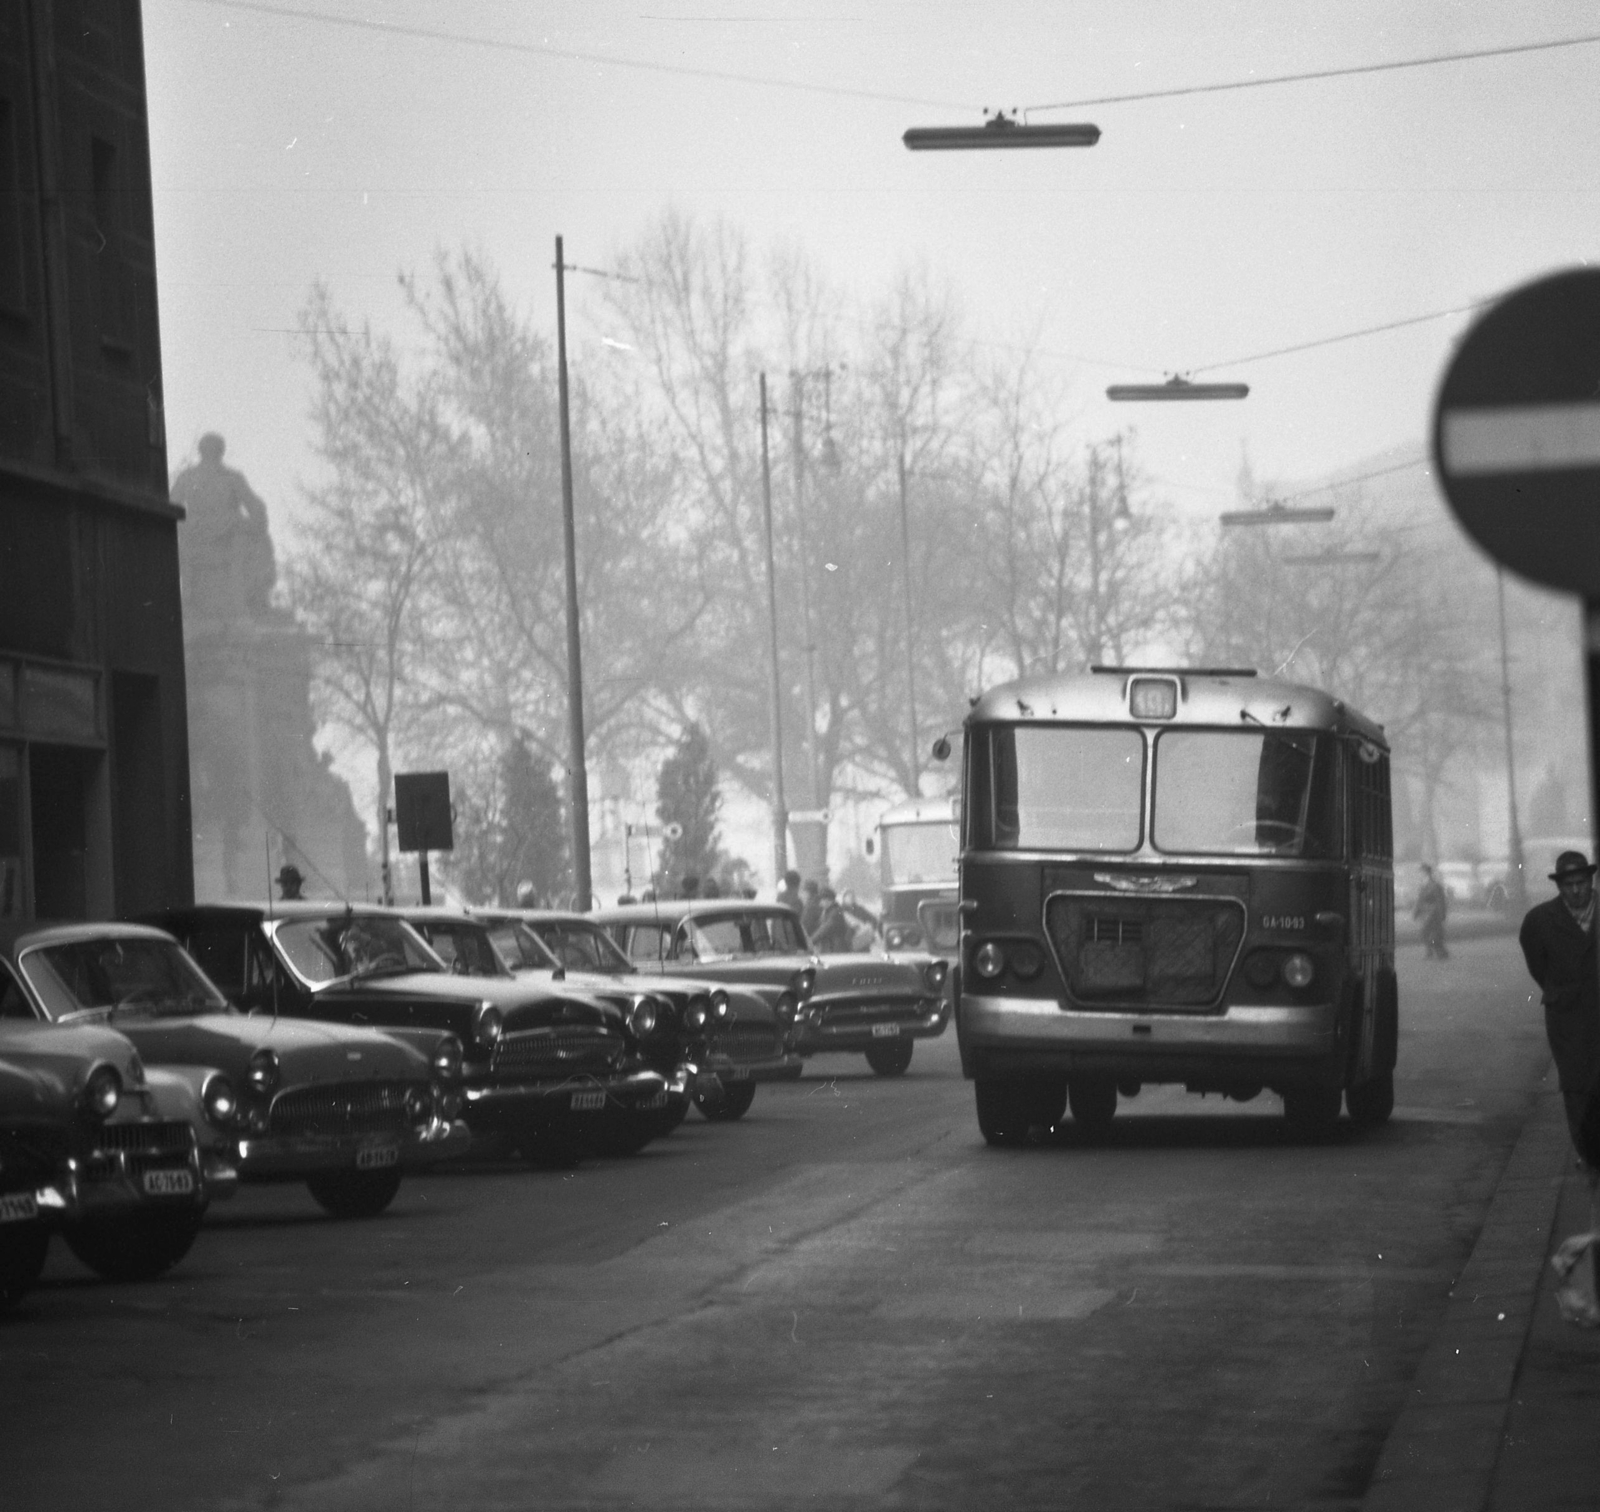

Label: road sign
[394,771,453,853]
[1432,267,1600,594]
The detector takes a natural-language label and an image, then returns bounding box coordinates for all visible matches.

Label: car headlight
[794,968,816,1000]
[629,996,658,1037]
[973,942,1005,980]
[685,994,710,1031]
[1282,952,1315,989]
[923,959,949,992]
[711,990,731,1022]
[84,1064,122,1120]
[405,1084,434,1127]
[247,1048,280,1096]
[202,1071,237,1128]
[473,1002,504,1051]
[431,1034,464,1082]
[774,991,798,1025]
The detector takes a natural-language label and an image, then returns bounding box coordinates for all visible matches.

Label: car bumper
[29,1147,230,1220]
[699,1050,806,1083]
[792,998,950,1054]
[958,993,1339,1079]
[232,1115,468,1180]
[460,1068,671,1130]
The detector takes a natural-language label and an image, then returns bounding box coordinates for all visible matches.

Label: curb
[1360,1079,1570,1512]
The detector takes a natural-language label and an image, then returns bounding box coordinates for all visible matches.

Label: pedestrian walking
[776,870,803,917]
[800,879,822,938]
[1518,848,1600,1326]
[810,888,854,953]
[1414,862,1449,959]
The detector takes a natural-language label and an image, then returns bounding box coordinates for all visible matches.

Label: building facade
[0,0,192,920]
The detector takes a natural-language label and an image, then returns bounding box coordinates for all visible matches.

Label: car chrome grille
[717,1020,780,1061]
[492,1026,625,1079]
[97,1120,195,1156]
[1045,893,1245,1009]
[816,1000,923,1030]
[269,1081,413,1139]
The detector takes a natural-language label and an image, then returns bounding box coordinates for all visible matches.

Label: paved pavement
[1362,1058,1599,1512]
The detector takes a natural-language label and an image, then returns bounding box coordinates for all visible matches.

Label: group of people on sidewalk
[1518,849,1600,1327]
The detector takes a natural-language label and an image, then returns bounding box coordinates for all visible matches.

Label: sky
[145,0,1600,545]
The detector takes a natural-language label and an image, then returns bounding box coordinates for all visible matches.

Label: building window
[0,98,24,317]
[90,133,129,352]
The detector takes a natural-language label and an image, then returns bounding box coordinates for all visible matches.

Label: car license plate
[871,1023,901,1038]
[570,1090,607,1112]
[639,1090,668,1110]
[0,1192,38,1223]
[355,1144,400,1171]
[142,1168,195,1197]
[724,1067,751,1080]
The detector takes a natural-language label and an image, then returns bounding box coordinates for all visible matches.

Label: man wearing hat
[276,863,304,901]
[1519,849,1600,1322]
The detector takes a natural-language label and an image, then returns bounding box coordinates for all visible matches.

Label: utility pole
[554,235,592,910]
[1496,567,1527,912]
[759,374,788,882]
[895,446,920,794]
[789,371,821,808]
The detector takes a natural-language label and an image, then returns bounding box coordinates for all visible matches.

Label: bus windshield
[1153,730,1338,857]
[883,821,958,886]
[988,726,1144,852]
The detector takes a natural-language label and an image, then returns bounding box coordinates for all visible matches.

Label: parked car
[594,900,951,1077]
[147,903,672,1165]
[397,905,693,1148]
[9,922,461,1219]
[474,907,802,1124]
[0,943,239,1282]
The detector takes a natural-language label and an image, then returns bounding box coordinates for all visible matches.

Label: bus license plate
[871,1023,901,1038]
[0,1192,38,1223]
[355,1144,400,1171]
[570,1090,606,1111]
[142,1168,195,1197]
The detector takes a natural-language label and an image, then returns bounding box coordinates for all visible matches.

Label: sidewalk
[1361,1073,1599,1512]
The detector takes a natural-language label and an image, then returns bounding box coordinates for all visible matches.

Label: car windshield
[482,921,560,972]
[272,915,442,984]
[883,820,958,886]
[984,725,1145,852]
[415,921,508,977]
[674,911,807,961]
[527,920,634,974]
[21,936,229,1021]
[1152,730,1339,857]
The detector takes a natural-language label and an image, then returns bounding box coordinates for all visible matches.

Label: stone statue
[171,433,277,620]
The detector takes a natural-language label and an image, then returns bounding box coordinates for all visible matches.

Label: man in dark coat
[1414,862,1449,959]
[1519,848,1600,1324]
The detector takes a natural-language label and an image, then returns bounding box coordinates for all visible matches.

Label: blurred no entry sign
[1433,266,1600,594]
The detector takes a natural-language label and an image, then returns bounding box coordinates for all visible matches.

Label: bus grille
[270,1083,412,1139]
[1045,894,1245,1008]
[492,1026,625,1079]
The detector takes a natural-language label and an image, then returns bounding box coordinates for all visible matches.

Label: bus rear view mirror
[930,736,952,762]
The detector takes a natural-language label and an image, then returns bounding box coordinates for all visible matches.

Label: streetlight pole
[554,235,592,910]
[759,374,788,882]
[1496,567,1527,912]
[789,371,821,809]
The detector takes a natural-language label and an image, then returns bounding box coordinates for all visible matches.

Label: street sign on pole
[1432,266,1600,596]
[1432,265,1600,918]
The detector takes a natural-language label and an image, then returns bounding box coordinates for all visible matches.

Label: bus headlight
[202,1071,237,1128]
[1282,953,1315,989]
[431,1034,464,1082]
[973,942,1006,980]
[84,1065,122,1120]
[247,1049,280,1096]
[1008,943,1044,981]
[923,959,949,992]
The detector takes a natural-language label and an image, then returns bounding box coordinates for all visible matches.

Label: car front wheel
[695,1079,757,1122]
[64,1208,205,1281]
[864,1039,915,1077]
[305,1168,402,1219]
[0,1221,50,1307]
[1346,1072,1395,1128]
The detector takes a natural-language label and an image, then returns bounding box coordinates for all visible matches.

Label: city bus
[953,666,1396,1143]
[866,796,959,956]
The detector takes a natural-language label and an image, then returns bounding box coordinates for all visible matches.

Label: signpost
[1431,265,1600,909]
[394,771,453,906]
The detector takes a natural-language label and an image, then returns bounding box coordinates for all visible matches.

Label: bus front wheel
[1067,1076,1118,1135]
[975,1076,1064,1146]
[1281,1083,1342,1140]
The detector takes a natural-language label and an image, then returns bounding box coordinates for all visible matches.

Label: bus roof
[878,796,956,828]
[965,666,1388,746]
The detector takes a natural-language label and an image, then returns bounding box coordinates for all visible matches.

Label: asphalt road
[1,932,1549,1512]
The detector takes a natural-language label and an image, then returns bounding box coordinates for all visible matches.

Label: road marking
[1441,401,1600,474]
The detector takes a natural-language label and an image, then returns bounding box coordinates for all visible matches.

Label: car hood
[103,1012,429,1085]
[323,970,623,1032]
[0,1019,151,1104]
[0,1055,66,1121]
